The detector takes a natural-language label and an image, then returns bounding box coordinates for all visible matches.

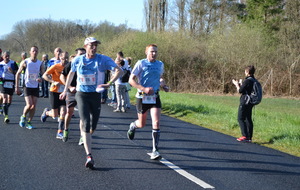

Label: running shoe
[62,130,69,142]
[127,122,136,140]
[107,102,115,107]
[40,108,49,122]
[78,136,84,145]
[150,150,161,160]
[85,155,95,169]
[19,116,26,127]
[56,132,63,139]
[0,107,3,115]
[26,122,34,129]
[237,136,247,142]
[113,109,121,112]
[4,116,10,123]
[121,108,126,113]
[108,102,117,108]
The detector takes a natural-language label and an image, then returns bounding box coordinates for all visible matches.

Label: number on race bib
[3,81,13,89]
[142,94,157,104]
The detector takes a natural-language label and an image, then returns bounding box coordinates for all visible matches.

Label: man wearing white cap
[60,37,122,169]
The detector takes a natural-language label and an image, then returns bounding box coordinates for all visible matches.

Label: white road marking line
[103,124,214,189]
[148,153,215,189]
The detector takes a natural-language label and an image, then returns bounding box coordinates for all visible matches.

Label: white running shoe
[78,136,84,145]
[150,150,161,160]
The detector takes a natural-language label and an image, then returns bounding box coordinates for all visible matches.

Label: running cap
[84,37,101,45]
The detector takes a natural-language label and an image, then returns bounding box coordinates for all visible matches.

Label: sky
[0,0,145,37]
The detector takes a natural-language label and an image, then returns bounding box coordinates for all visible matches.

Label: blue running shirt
[71,54,117,92]
[131,58,164,93]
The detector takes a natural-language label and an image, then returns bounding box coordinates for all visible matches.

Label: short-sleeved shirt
[71,54,117,92]
[131,58,164,93]
[0,60,18,81]
[24,58,42,88]
[45,63,64,93]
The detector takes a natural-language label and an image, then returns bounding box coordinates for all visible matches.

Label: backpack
[248,77,262,105]
[121,68,130,83]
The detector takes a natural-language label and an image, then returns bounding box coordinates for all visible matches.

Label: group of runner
[0,38,170,169]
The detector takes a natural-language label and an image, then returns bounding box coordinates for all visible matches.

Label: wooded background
[0,0,299,97]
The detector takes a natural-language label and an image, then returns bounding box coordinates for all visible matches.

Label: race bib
[3,81,13,89]
[28,73,38,81]
[142,94,156,104]
[78,74,96,85]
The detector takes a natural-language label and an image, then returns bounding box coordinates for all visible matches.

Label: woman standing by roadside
[232,65,256,142]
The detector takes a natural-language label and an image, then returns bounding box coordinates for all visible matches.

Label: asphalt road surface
[0,95,299,190]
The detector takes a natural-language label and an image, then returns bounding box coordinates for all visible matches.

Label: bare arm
[59,71,75,100]
[15,61,26,94]
[98,66,123,89]
[109,66,123,84]
[129,73,155,95]
[60,73,76,93]
[59,74,66,85]
[42,72,56,84]
[160,77,169,92]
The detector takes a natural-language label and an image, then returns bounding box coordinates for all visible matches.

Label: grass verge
[130,90,300,157]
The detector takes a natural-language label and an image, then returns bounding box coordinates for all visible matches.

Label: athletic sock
[58,118,64,131]
[130,121,137,130]
[3,103,8,115]
[152,129,160,151]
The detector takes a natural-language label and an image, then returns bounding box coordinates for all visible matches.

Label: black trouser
[238,103,254,139]
[76,91,101,132]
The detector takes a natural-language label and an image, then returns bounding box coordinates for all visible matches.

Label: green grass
[129,90,300,157]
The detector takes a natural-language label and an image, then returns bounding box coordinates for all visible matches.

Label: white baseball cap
[84,37,101,45]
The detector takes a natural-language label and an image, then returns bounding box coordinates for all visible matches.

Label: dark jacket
[239,76,255,105]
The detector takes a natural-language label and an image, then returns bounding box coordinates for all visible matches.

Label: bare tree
[144,0,168,31]
[170,0,187,31]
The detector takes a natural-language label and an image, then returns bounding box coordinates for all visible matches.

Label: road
[0,95,299,190]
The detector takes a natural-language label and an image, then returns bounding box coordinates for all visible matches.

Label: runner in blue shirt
[60,37,122,169]
[127,44,169,160]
